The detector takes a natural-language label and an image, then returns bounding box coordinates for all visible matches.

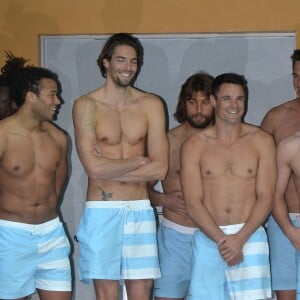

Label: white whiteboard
[39,33,295,300]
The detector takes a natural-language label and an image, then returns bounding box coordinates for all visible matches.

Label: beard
[186,113,213,129]
[112,72,137,88]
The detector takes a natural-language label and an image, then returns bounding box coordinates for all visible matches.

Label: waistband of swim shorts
[161,217,197,235]
[0,217,61,234]
[219,223,245,235]
[289,212,300,219]
[86,199,151,209]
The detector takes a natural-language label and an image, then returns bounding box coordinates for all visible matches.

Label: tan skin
[0,78,70,300]
[149,90,214,300]
[180,83,276,268]
[150,91,214,227]
[261,60,300,300]
[73,45,168,300]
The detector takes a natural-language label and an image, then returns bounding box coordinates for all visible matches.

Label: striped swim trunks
[188,224,271,300]
[76,200,161,285]
[0,217,71,299]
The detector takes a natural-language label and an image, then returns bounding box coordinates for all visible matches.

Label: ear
[210,94,216,108]
[102,58,110,69]
[25,91,37,103]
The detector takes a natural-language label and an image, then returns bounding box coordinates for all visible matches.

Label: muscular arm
[180,135,225,242]
[55,132,68,197]
[272,136,300,249]
[72,97,149,180]
[236,132,276,243]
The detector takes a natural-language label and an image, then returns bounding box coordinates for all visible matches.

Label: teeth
[120,72,131,77]
[50,107,56,111]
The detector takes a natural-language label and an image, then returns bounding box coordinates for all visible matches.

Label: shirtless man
[0,56,71,299]
[273,131,300,300]
[0,75,14,120]
[0,52,18,119]
[261,49,300,300]
[72,33,168,300]
[180,73,276,300]
[150,72,214,300]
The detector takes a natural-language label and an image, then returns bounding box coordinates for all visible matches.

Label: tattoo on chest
[98,186,113,201]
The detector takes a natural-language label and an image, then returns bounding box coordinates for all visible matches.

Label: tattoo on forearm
[98,186,113,201]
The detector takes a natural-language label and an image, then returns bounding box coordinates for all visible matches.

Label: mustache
[191,113,207,118]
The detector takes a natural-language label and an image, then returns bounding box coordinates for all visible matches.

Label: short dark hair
[1,52,58,108]
[291,49,300,68]
[174,72,214,123]
[211,73,248,101]
[97,33,144,78]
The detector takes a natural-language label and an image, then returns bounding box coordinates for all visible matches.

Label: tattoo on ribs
[98,186,113,201]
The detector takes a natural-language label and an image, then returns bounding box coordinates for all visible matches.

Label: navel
[13,165,20,172]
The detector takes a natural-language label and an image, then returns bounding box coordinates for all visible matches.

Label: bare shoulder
[133,89,164,109]
[73,90,101,112]
[244,123,274,142]
[263,98,299,120]
[0,119,9,152]
[279,130,300,151]
[42,121,68,147]
[167,124,187,147]
[168,124,185,139]
[183,127,213,148]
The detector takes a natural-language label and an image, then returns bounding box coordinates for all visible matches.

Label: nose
[196,102,202,113]
[54,95,61,105]
[230,99,238,108]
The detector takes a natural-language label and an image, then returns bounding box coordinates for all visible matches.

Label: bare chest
[201,145,258,178]
[96,108,148,146]
[1,133,61,177]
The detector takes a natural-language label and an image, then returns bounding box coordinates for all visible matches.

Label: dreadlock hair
[1,51,58,108]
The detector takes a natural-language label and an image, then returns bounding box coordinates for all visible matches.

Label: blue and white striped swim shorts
[0,217,71,299]
[76,199,161,285]
[188,224,271,300]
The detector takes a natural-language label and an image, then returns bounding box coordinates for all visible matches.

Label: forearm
[149,188,165,207]
[188,203,225,243]
[272,195,295,237]
[112,160,167,183]
[86,156,147,180]
[237,198,273,243]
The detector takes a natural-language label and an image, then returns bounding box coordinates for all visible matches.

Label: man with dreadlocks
[0,52,17,120]
[0,54,71,300]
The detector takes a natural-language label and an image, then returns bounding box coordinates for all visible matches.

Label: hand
[218,234,244,266]
[162,191,187,216]
[287,227,300,250]
[133,156,151,166]
[92,141,101,157]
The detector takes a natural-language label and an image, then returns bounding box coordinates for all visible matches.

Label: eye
[116,57,126,63]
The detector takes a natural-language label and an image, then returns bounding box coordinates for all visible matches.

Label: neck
[104,80,132,106]
[215,120,243,144]
[15,105,44,131]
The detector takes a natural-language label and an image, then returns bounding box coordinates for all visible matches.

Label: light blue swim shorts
[267,214,300,291]
[154,218,197,298]
[0,217,71,299]
[188,224,271,300]
[76,200,161,285]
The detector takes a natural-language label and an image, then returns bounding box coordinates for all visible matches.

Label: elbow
[84,165,105,180]
[155,163,168,181]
